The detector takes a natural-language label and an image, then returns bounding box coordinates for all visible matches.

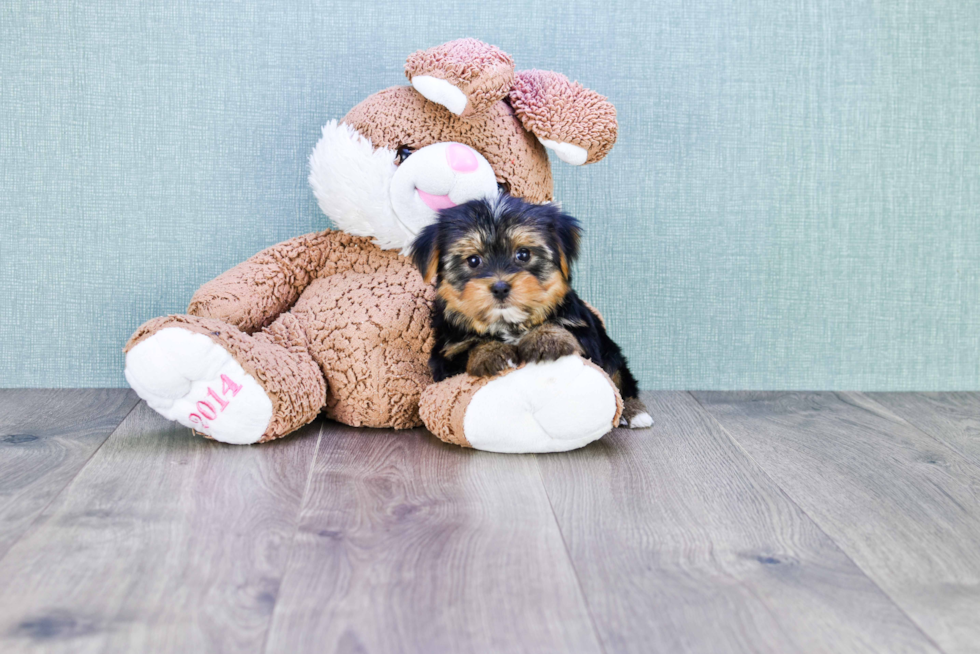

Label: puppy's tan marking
[559,315,588,329]
[441,337,480,358]
[422,245,440,283]
[509,270,570,327]
[446,233,486,259]
[508,225,548,251]
[439,277,501,333]
[558,251,570,278]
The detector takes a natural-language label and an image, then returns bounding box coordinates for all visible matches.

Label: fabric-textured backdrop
[1,0,978,389]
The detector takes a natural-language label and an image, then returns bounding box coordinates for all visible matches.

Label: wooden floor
[1,391,979,653]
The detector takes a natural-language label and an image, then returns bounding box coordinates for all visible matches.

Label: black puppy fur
[411,194,649,426]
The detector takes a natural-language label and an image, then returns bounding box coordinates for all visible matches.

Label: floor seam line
[0,390,141,569]
[259,420,325,654]
[685,391,950,654]
[533,455,609,654]
[852,391,980,472]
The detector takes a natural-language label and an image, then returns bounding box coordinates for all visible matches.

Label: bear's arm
[187,229,393,333]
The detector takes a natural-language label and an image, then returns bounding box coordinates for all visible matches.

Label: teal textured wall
[1,0,978,389]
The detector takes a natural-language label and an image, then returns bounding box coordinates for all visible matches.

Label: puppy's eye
[466,255,482,269]
[396,146,414,164]
[515,248,531,263]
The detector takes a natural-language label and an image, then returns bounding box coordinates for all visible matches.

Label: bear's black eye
[466,255,482,269]
[397,146,414,164]
[515,248,531,263]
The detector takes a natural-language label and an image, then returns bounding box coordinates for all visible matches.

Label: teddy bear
[123,38,646,453]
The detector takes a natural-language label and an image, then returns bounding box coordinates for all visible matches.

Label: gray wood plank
[0,401,320,654]
[264,424,603,654]
[538,391,940,654]
[867,393,980,467]
[693,391,980,654]
[0,389,138,560]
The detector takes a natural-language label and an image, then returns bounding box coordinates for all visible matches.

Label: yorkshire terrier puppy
[411,194,652,428]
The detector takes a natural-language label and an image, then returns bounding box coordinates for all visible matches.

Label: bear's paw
[462,356,620,453]
[124,328,273,444]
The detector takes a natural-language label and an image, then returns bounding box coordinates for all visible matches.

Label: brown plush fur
[510,70,618,164]
[343,86,554,204]
[127,231,436,434]
[404,38,515,118]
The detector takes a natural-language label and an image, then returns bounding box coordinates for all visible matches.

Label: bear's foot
[124,314,327,444]
[125,328,273,444]
[420,356,622,453]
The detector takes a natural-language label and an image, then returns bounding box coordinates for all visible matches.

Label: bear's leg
[285,270,435,430]
[419,355,623,453]
[124,313,325,444]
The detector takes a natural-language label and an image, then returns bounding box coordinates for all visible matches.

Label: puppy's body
[412,195,651,428]
[430,289,638,397]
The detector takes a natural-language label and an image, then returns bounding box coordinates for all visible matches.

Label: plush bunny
[124,39,627,453]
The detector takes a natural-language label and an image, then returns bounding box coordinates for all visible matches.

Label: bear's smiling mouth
[416,188,457,211]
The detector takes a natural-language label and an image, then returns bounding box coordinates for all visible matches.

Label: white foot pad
[623,412,654,429]
[462,356,618,453]
[125,328,273,444]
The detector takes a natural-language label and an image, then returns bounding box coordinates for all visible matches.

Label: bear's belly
[290,261,436,429]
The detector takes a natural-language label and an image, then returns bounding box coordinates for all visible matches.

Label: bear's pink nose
[446,143,479,173]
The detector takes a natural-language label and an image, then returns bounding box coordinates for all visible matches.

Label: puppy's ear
[550,208,582,279]
[509,70,617,165]
[405,39,515,118]
[410,222,441,284]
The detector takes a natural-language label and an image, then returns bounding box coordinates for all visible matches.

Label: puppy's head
[411,195,581,333]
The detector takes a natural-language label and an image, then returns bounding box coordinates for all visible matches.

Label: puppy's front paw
[467,341,519,378]
[518,324,583,364]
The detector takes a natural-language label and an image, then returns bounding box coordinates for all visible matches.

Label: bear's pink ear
[405,39,515,119]
[509,70,618,165]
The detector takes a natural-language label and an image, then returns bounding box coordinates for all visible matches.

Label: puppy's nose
[446,143,479,173]
[490,280,511,300]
